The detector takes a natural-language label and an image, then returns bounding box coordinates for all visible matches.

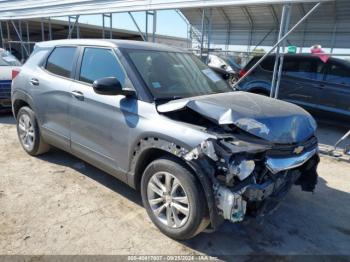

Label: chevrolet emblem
[294,146,304,155]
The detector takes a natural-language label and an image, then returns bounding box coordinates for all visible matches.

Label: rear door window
[245,57,259,70]
[260,57,274,71]
[245,56,274,72]
[283,57,316,80]
[325,63,350,86]
[45,47,77,78]
[79,47,126,85]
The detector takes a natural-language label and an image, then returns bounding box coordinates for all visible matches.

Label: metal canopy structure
[0,0,330,20]
[182,0,348,50]
[0,0,343,99]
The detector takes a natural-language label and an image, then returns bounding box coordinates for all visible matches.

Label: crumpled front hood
[157,92,317,144]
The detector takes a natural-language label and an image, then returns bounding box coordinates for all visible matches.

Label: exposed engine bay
[157,92,319,225]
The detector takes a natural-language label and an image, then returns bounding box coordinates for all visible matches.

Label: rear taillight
[238,69,247,78]
[12,68,21,80]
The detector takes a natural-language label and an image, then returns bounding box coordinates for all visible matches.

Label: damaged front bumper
[185,137,319,225]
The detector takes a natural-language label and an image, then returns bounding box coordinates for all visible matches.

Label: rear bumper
[0,80,12,110]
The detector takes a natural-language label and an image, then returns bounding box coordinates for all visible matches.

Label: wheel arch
[128,136,222,229]
[12,91,36,119]
[243,80,271,95]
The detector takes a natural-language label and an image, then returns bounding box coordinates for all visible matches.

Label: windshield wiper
[154,96,184,102]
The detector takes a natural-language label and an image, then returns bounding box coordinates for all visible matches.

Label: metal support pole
[6,21,11,51]
[18,20,24,61]
[110,13,113,39]
[233,2,322,90]
[76,20,80,38]
[0,21,4,49]
[298,4,307,53]
[274,4,292,99]
[270,4,289,98]
[206,8,212,64]
[200,8,206,59]
[187,24,193,48]
[26,21,30,53]
[48,17,52,40]
[10,20,29,57]
[102,14,105,38]
[176,9,191,47]
[68,15,80,39]
[152,11,157,43]
[145,11,148,41]
[242,7,253,54]
[330,2,338,54]
[128,12,146,41]
[218,7,231,52]
[40,18,45,41]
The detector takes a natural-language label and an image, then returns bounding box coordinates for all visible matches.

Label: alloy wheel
[147,171,190,228]
[18,113,35,151]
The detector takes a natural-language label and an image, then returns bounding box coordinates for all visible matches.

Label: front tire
[16,106,50,156]
[141,157,207,240]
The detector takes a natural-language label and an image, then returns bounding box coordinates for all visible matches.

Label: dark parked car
[12,40,319,240]
[237,54,350,125]
[0,48,21,111]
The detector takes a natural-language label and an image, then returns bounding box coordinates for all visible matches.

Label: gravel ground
[0,113,349,258]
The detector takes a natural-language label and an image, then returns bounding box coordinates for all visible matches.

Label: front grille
[0,80,11,99]
[266,136,318,157]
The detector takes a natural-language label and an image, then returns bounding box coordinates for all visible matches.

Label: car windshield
[124,49,232,100]
[0,50,21,66]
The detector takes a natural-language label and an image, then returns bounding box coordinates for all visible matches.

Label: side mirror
[92,77,135,96]
[220,64,227,70]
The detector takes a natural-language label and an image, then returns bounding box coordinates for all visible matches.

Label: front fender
[128,136,223,229]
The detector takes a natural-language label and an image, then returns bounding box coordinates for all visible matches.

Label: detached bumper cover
[215,152,319,223]
[266,148,318,174]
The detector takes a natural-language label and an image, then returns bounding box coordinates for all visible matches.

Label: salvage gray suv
[11,39,319,240]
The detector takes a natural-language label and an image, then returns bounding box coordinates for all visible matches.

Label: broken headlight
[229,160,255,181]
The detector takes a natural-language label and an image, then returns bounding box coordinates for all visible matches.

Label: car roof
[35,39,187,53]
[250,53,350,65]
[254,54,323,59]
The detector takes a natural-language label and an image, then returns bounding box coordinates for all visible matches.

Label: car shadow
[37,148,143,206]
[0,112,15,124]
[37,148,350,257]
[182,176,350,258]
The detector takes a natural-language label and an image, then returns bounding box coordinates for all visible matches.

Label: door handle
[29,78,39,86]
[71,90,84,100]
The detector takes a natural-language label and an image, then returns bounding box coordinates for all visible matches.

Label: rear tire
[16,106,50,156]
[141,156,208,240]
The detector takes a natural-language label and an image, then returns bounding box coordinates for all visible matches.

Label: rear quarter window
[326,63,350,86]
[245,56,274,72]
[45,47,77,78]
[283,57,317,80]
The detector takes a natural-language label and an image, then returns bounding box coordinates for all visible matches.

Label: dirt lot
[1,113,350,258]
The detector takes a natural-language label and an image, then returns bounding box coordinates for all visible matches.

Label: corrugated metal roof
[0,0,329,20]
[182,0,349,49]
